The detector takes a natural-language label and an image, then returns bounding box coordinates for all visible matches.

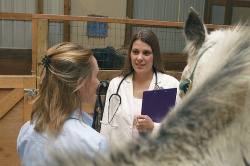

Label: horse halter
[179,44,214,96]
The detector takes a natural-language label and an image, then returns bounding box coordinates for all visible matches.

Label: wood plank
[124,0,133,45]
[0,48,32,75]
[23,76,37,88]
[0,59,31,75]
[162,53,187,72]
[32,13,184,27]
[204,0,213,24]
[0,76,35,88]
[64,0,71,15]
[212,0,250,7]
[98,70,121,81]
[225,0,233,25]
[0,88,23,118]
[37,0,44,14]
[0,48,32,59]
[0,99,23,166]
[32,18,38,75]
[23,77,36,123]
[63,0,71,42]
[32,14,229,30]
[36,19,49,76]
[162,53,187,62]
[0,76,24,88]
[0,89,11,100]
[0,12,228,30]
[0,12,32,20]
[164,63,186,72]
[211,0,227,5]
[233,0,250,7]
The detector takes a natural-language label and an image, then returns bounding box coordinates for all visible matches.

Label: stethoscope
[100,69,162,127]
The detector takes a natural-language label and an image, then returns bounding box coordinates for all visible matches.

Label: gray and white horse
[48,7,250,166]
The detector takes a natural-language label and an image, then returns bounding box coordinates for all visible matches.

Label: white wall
[0,0,35,48]
[71,0,126,18]
[133,0,206,52]
[0,0,127,49]
[232,7,250,25]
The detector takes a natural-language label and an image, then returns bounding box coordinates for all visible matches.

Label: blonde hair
[31,42,94,136]
[120,29,165,76]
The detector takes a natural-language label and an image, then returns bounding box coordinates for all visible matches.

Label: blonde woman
[17,42,109,166]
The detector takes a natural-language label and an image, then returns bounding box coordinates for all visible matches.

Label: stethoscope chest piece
[153,84,163,90]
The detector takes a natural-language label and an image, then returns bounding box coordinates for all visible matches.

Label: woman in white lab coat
[100,29,181,149]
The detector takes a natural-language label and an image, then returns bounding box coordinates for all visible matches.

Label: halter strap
[189,44,215,82]
[179,44,215,95]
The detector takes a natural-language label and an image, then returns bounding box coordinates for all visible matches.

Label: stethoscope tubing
[116,70,158,95]
[101,69,160,127]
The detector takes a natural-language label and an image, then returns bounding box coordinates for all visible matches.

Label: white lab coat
[100,71,181,149]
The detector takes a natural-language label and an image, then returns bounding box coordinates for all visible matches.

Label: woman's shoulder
[109,75,125,85]
[17,121,35,141]
[62,119,108,146]
[158,72,180,83]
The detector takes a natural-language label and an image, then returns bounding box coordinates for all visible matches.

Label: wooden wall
[0,49,186,75]
[0,49,32,75]
[162,53,187,71]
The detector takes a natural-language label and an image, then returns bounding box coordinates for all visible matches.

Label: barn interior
[0,0,250,165]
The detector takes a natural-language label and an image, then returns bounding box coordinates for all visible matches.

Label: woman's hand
[135,115,154,133]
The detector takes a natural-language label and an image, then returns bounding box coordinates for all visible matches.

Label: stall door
[0,75,36,166]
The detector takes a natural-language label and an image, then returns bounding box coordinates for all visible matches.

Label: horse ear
[184,7,207,49]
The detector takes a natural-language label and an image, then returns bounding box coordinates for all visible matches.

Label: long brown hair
[120,29,165,76]
[31,42,94,136]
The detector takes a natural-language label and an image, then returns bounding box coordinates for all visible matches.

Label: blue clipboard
[141,88,177,122]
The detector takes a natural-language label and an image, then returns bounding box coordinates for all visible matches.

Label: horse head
[180,7,238,97]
